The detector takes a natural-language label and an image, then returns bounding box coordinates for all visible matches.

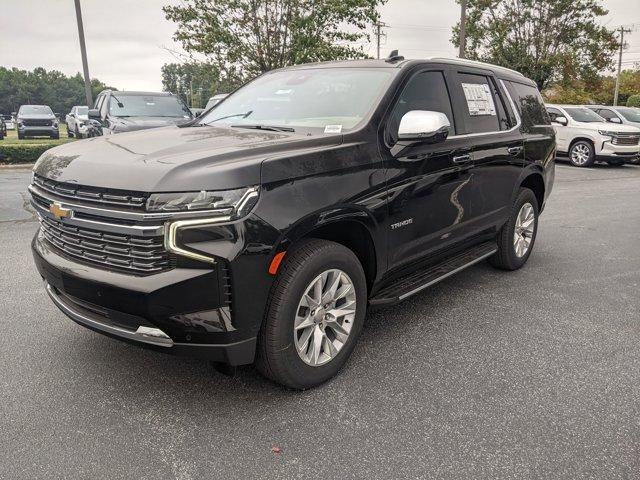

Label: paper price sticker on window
[462,83,496,117]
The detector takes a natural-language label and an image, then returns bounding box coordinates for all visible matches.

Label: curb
[0,163,34,170]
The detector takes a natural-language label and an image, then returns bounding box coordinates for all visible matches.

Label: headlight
[146,186,259,219]
[598,130,616,137]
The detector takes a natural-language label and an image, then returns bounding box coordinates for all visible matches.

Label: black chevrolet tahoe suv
[29,57,555,389]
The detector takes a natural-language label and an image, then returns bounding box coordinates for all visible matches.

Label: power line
[614,26,632,106]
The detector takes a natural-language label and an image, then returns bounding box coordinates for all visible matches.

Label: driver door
[380,67,476,271]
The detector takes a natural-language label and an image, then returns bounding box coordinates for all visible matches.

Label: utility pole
[459,0,467,58]
[613,26,631,106]
[374,22,387,59]
[74,0,93,107]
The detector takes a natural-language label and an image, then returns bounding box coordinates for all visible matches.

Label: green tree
[452,0,618,90]
[163,0,383,83]
[627,95,640,107]
[161,62,241,107]
[0,67,113,115]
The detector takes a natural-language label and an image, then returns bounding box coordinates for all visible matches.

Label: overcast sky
[0,0,638,92]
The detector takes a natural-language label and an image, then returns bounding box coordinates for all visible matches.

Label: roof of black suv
[275,57,530,85]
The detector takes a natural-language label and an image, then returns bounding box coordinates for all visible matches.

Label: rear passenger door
[447,68,525,230]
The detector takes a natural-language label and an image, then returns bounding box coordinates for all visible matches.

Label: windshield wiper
[203,111,253,125]
[231,124,295,132]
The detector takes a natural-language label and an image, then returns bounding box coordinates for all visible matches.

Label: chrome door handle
[452,154,471,164]
[507,146,523,156]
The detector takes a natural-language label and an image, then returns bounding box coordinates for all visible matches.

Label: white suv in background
[546,104,640,167]
[585,105,640,130]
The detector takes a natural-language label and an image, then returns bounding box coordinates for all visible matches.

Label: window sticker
[324,125,343,134]
[461,83,496,116]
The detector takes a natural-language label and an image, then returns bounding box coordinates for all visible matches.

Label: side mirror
[608,117,622,124]
[552,116,568,126]
[88,109,101,119]
[398,110,451,143]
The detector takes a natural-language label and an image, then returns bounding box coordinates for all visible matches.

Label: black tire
[606,159,625,167]
[256,239,367,389]
[489,188,539,271]
[67,125,74,138]
[17,132,24,140]
[568,140,595,167]
[51,132,59,140]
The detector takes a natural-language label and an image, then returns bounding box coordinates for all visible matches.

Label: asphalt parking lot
[1,162,639,479]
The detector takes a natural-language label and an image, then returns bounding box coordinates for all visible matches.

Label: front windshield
[199,68,394,131]
[615,107,640,122]
[564,107,605,123]
[20,105,53,115]
[109,95,192,118]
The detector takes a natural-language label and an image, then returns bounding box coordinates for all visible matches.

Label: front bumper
[19,125,58,136]
[597,141,640,162]
[31,206,280,365]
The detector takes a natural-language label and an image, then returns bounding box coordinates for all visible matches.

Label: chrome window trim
[164,216,232,264]
[447,79,522,139]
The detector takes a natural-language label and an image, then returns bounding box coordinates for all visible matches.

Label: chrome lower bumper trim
[45,282,173,347]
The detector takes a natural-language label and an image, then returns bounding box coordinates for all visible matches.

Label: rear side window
[388,70,455,142]
[505,81,550,129]
[455,73,510,134]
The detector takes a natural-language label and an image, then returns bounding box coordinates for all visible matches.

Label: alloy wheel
[570,144,591,166]
[513,202,535,258]
[293,269,356,366]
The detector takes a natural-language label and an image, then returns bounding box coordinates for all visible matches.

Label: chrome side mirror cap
[398,110,451,143]
[552,115,568,126]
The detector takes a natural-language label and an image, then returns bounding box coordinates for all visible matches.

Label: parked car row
[546,104,640,167]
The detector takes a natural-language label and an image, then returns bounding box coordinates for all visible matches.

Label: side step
[369,242,497,307]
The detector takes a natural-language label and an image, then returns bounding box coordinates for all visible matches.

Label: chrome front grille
[612,133,640,146]
[33,174,147,209]
[39,215,171,273]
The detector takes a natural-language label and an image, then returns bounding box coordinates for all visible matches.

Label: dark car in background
[16,105,59,139]
[30,57,554,389]
[88,91,193,135]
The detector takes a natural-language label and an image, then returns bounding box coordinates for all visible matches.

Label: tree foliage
[0,67,114,116]
[163,0,383,82]
[161,62,241,107]
[627,94,640,108]
[452,0,618,90]
[543,69,640,105]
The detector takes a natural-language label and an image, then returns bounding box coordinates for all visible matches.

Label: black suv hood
[111,116,191,133]
[34,125,342,192]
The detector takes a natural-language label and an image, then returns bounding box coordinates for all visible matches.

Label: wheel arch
[274,211,381,292]
[519,171,545,211]
[568,136,595,152]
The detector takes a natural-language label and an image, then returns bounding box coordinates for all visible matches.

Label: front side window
[199,68,394,132]
[109,95,192,118]
[615,107,640,122]
[597,108,618,120]
[388,70,455,142]
[546,107,563,122]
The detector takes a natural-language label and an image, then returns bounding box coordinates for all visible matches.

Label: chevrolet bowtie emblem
[49,202,73,220]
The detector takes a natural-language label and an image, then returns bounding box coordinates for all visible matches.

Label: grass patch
[0,124,76,164]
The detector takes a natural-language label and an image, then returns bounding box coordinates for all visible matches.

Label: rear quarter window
[505,81,550,130]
